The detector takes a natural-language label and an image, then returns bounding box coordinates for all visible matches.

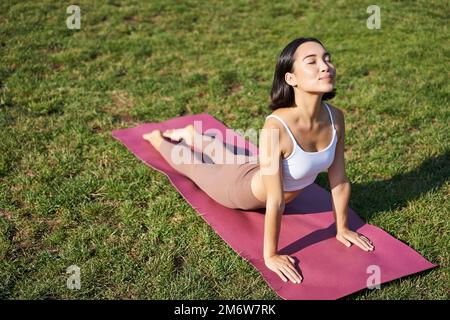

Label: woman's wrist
[336,225,350,234]
[264,251,277,260]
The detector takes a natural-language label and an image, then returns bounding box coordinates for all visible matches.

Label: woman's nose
[320,60,331,73]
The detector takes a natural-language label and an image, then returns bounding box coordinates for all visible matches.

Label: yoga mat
[112,113,438,300]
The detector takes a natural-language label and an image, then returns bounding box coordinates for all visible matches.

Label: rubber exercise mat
[111,113,437,300]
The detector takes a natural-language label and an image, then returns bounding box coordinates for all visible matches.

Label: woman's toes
[143,130,159,140]
[162,128,181,141]
[143,130,163,149]
[162,129,173,138]
[142,133,152,140]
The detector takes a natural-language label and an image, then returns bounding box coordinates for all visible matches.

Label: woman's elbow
[265,197,285,211]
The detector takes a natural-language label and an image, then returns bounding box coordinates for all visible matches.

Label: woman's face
[285,41,336,94]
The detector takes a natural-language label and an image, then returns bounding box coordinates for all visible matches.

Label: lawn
[0,0,448,299]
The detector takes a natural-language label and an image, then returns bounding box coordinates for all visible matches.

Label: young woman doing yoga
[142,37,374,285]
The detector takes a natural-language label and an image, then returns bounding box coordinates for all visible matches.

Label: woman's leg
[143,129,264,210]
[158,137,240,208]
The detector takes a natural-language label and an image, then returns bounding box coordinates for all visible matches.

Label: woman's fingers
[360,235,373,244]
[280,263,302,283]
[355,235,372,251]
[279,265,298,283]
[286,262,303,282]
[275,269,288,282]
[338,236,351,247]
[360,235,375,249]
[353,237,367,251]
[286,256,302,280]
[267,255,303,283]
[358,235,374,251]
[337,231,374,252]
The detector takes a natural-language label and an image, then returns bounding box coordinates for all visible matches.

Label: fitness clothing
[265,102,337,191]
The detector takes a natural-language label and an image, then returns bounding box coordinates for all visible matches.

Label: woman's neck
[291,93,324,129]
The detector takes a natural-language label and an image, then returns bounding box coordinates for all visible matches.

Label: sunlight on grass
[0,0,448,299]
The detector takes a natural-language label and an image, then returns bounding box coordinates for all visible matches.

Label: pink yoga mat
[112,113,437,300]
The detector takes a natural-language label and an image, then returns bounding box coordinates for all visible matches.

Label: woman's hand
[336,228,374,251]
[264,254,303,284]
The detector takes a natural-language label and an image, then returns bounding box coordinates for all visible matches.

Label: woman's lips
[319,74,334,80]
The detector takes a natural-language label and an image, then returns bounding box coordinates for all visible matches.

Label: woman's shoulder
[263,109,287,128]
[264,107,293,123]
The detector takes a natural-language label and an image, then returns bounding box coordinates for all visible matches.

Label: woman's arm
[327,107,374,251]
[259,121,285,258]
[263,202,284,258]
[259,121,302,284]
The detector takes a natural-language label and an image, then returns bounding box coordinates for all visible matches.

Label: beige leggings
[158,135,266,210]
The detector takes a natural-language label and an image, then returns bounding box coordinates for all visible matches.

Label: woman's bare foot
[142,129,163,151]
[162,124,196,147]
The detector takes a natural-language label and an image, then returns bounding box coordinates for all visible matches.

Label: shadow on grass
[348,150,450,220]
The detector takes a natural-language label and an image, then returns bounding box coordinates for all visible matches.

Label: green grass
[0,0,448,299]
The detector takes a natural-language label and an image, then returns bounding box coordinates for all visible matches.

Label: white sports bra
[265,102,338,192]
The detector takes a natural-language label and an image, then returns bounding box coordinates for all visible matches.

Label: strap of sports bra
[265,115,297,145]
[324,102,336,131]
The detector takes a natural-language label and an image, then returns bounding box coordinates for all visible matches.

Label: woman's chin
[320,84,335,92]
[308,86,334,95]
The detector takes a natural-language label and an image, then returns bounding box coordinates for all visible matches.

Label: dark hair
[268,37,336,110]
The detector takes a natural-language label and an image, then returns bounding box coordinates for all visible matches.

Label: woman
[143,37,374,285]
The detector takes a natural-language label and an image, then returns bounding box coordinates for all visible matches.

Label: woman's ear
[285,72,297,87]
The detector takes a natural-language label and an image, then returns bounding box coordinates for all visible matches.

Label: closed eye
[307,57,331,64]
